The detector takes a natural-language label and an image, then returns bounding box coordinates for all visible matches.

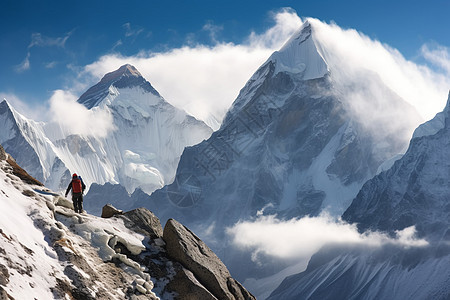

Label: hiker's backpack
[72,178,83,193]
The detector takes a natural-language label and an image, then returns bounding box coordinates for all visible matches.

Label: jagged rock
[4,155,43,186]
[120,208,163,239]
[0,263,9,285]
[166,267,218,300]
[101,204,123,218]
[163,219,255,300]
[0,144,6,161]
[0,286,12,299]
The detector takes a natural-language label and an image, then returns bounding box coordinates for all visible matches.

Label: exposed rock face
[166,267,218,300]
[163,218,255,300]
[1,149,252,299]
[0,263,9,285]
[120,207,163,239]
[0,144,6,161]
[101,204,123,218]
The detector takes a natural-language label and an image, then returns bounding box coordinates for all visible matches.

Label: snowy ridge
[0,65,213,198]
[0,151,158,299]
[0,146,254,299]
[0,100,62,184]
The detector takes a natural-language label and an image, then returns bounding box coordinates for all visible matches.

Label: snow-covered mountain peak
[269,20,329,80]
[118,63,142,77]
[0,98,16,118]
[78,64,160,109]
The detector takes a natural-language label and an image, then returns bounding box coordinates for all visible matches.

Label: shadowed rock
[166,267,218,300]
[163,218,255,300]
[120,207,163,239]
[0,144,6,161]
[101,204,123,218]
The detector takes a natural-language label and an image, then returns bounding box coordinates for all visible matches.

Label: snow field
[0,158,159,298]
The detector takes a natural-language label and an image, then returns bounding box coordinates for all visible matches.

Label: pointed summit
[78,64,160,109]
[269,21,329,80]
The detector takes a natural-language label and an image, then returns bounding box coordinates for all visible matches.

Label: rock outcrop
[120,207,163,239]
[163,218,255,300]
[101,203,124,218]
[166,267,218,300]
[0,144,6,161]
[0,147,253,299]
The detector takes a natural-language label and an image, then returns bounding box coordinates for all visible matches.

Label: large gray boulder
[120,207,163,239]
[163,218,255,300]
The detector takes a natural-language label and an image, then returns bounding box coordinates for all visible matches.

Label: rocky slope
[0,144,253,299]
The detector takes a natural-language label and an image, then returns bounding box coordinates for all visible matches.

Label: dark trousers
[72,192,83,213]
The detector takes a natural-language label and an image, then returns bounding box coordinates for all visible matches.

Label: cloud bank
[80,9,302,129]
[226,213,428,263]
[309,18,450,122]
[75,11,450,131]
[421,43,450,75]
[48,90,115,138]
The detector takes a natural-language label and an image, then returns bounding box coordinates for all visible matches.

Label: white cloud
[112,39,123,51]
[226,213,428,263]
[45,61,58,69]
[80,9,303,129]
[76,11,450,132]
[15,52,31,73]
[15,30,74,73]
[48,90,115,138]
[309,18,450,122]
[28,30,73,49]
[202,21,224,44]
[122,23,144,38]
[421,43,450,75]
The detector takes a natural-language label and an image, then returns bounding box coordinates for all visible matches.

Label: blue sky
[1,0,449,124]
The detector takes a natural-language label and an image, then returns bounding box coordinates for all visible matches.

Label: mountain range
[1,19,449,299]
[0,64,212,210]
[268,92,450,300]
[146,20,424,285]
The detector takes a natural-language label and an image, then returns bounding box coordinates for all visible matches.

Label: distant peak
[293,20,312,43]
[269,20,328,80]
[100,64,143,84]
[77,64,161,109]
[117,64,142,77]
[0,98,12,109]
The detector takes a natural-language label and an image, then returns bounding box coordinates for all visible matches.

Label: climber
[65,173,86,213]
